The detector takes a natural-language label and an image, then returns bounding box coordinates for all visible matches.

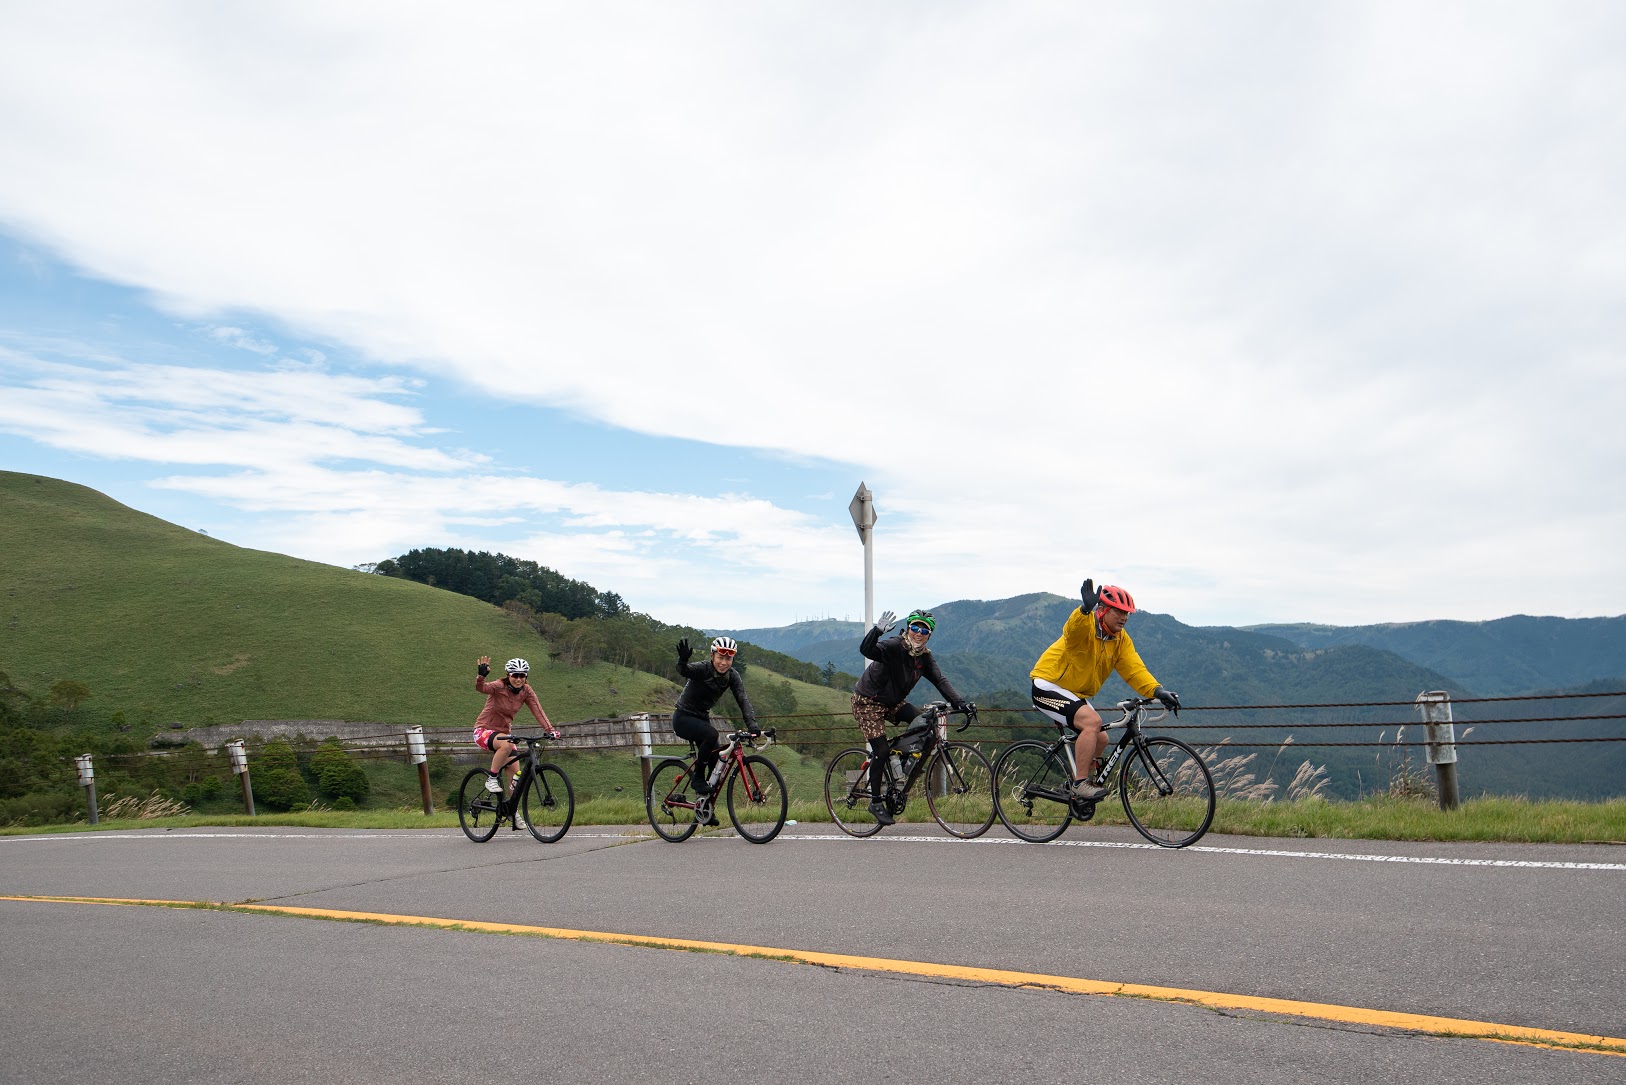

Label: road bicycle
[823,702,996,839]
[645,727,787,844]
[993,696,1214,847]
[457,733,575,843]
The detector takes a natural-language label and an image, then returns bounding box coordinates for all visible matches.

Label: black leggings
[672,709,720,777]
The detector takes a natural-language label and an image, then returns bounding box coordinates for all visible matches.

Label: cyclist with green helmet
[851,609,973,826]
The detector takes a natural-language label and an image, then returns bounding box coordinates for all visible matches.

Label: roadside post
[75,754,98,825]
[227,740,255,816]
[849,483,877,627]
[407,726,433,815]
[1415,691,1461,811]
[633,713,654,793]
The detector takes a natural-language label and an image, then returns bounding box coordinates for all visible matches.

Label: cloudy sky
[1,2,1622,630]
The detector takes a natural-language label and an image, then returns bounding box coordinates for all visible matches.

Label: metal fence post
[633,713,653,793]
[227,740,255,816]
[75,754,98,825]
[407,726,433,815]
[1415,691,1461,811]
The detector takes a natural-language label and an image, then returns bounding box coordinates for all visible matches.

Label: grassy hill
[0,472,675,730]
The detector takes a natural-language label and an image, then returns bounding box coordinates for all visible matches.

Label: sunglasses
[713,648,736,658]
[508,672,528,680]
[907,622,932,635]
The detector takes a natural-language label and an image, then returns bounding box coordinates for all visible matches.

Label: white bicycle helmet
[504,658,531,675]
[710,637,738,653]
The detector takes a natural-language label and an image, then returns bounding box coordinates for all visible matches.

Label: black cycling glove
[1154,687,1181,712]
[477,662,490,677]
[677,638,692,664]
[1080,578,1099,611]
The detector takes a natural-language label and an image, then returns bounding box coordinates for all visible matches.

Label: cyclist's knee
[1068,703,1102,732]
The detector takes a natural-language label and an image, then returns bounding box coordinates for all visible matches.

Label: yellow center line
[5,894,1622,1057]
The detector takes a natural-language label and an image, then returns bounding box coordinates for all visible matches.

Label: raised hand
[875,609,897,633]
[677,638,693,664]
[1080,579,1099,610]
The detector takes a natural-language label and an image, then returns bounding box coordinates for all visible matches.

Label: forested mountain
[1247,616,1626,696]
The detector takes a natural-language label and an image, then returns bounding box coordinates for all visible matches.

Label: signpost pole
[848,483,878,627]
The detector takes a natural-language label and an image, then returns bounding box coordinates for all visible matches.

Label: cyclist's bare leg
[1070,703,1106,781]
[489,736,518,790]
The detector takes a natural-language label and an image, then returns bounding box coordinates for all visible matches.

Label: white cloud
[1,3,1623,625]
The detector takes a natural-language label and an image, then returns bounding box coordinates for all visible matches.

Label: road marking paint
[3,893,1622,1057]
[5,829,1623,870]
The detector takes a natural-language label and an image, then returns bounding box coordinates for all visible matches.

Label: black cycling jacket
[852,626,963,707]
[674,659,757,729]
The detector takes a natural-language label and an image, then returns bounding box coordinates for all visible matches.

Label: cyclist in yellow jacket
[1031,579,1180,802]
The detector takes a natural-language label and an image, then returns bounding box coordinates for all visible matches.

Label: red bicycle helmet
[1096,585,1136,615]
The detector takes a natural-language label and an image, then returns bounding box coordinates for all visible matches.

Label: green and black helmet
[904,610,936,635]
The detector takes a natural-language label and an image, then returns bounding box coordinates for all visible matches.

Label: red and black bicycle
[645,727,787,844]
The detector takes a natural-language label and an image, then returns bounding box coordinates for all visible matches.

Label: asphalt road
[3,823,1623,1084]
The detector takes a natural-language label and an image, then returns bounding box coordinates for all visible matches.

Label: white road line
[5,830,1623,870]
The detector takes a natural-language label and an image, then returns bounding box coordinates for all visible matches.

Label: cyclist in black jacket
[851,609,973,825]
[673,636,758,797]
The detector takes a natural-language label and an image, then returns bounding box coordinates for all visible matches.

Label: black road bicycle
[993,696,1215,848]
[457,733,575,843]
[646,727,788,844]
[823,702,996,839]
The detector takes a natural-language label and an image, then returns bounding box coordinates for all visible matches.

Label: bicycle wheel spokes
[457,768,502,843]
[993,741,1073,843]
[726,754,788,844]
[823,747,882,838]
[522,763,575,843]
[1119,737,1215,848]
[645,757,700,843]
[924,742,996,839]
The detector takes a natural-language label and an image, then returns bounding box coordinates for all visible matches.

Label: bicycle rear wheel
[993,741,1073,843]
[1119,736,1215,848]
[727,754,788,844]
[646,757,700,842]
[457,768,502,843]
[522,763,575,843]
[823,747,883,838]
[924,742,996,839]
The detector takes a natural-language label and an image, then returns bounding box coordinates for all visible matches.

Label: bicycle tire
[457,767,502,843]
[993,741,1074,843]
[1119,736,1215,848]
[646,757,700,843]
[823,747,883,838]
[925,741,996,839]
[522,762,575,843]
[727,754,788,844]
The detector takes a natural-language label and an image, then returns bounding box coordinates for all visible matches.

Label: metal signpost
[848,483,877,627]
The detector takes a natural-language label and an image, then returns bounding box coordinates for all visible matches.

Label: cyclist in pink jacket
[473,656,560,802]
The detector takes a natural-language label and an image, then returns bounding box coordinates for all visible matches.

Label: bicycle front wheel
[993,741,1073,843]
[727,754,788,844]
[924,742,996,839]
[645,757,700,842]
[1120,737,1215,848]
[457,767,502,843]
[522,763,575,843]
[823,747,883,838]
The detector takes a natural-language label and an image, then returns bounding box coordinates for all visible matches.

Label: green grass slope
[0,472,674,729]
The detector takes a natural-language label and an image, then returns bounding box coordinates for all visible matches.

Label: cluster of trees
[375,548,859,697]
[370,548,629,620]
[248,737,370,811]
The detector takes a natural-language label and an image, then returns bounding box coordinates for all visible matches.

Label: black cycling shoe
[868,800,895,826]
[692,774,713,795]
[704,814,721,827]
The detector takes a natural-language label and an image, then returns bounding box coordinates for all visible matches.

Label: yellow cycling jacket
[1030,607,1159,698]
